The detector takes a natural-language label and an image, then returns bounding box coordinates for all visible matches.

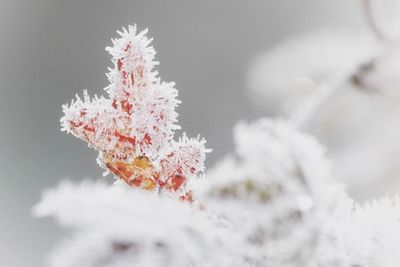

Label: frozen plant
[34,181,236,267]
[35,19,400,267]
[39,112,400,267]
[194,119,344,267]
[60,25,210,200]
[317,194,400,267]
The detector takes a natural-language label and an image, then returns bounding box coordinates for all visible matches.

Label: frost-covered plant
[34,181,236,267]
[36,20,400,267]
[60,25,210,199]
[342,197,400,266]
[317,194,400,267]
[195,119,343,267]
[36,116,400,267]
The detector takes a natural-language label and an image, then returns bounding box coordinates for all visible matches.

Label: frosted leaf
[105,25,159,102]
[160,134,210,180]
[61,91,132,156]
[60,25,209,196]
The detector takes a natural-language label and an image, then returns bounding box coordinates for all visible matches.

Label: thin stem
[290,74,348,129]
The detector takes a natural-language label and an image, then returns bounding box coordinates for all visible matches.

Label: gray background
[0,1,364,266]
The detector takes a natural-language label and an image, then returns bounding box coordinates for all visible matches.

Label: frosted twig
[289,73,349,129]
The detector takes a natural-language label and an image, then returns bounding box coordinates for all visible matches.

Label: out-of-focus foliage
[247,0,400,200]
[35,3,400,265]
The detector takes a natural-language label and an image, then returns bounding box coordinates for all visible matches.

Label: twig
[290,73,349,129]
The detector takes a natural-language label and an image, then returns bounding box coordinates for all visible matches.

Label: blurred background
[0,0,379,266]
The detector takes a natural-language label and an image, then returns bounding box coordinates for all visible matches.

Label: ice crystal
[60,25,209,197]
[317,194,400,267]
